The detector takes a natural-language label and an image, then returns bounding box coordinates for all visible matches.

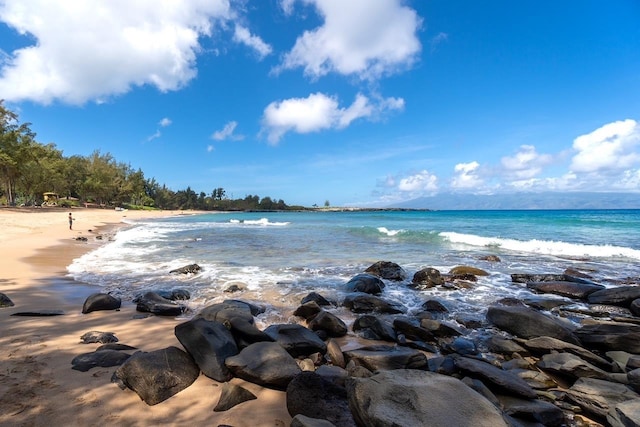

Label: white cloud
[279,0,296,15]
[146,130,161,142]
[159,117,172,127]
[451,161,483,189]
[429,32,448,52]
[261,92,403,143]
[571,119,640,173]
[398,170,438,193]
[0,0,231,105]
[233,24,272,59]
[501,145,553,179]
[212,120,244,141]
[279,0,422,80]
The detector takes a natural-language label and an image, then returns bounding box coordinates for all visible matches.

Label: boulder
[264,324,327,357]
[353,315,397,342]
[537,352,612,381]
[326,339,345,368]
[392,317,435,342]
[411,267,444,289]
[498,395,565,426]
[71,349,131,372]
[346,369,508,427]
[80,331,118,344]
[452,355,537,399]
[293,301,323,320]
[587,285,640,307]
[225,341,301,390]
[156,288,191,301]
[344,345,428,371]
[0,292,15,307]
[364,261,407,281]
[174,318,238,382]
[112,346,200,405]
[449,265,489,276]
[225,316,273,348]
[82,293,121,313]
[526,281,604,300]
[307,311,348,337]
[315,365,349,387]
[631,298,640,317]
[213,383,257,412]
[290,414,337,427]
[135,291,185,316]
[419,319,463,337]
[195,300,256,324]
[169,263,201,274]
[301,292,333,307]
[11,309,64,316]
[565,377,640,419]
[287,372,356,427]
[575,322,640,353]
[344,274,385,295]
[608,399,640,427]
[441,337,479,356]
[522,336,611,370]
[486,336,528,355]
[486,304,580,345]
[511,273,566,283]
[342,293,406,314]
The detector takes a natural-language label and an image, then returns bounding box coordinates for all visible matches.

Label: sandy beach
[0,207,291,427]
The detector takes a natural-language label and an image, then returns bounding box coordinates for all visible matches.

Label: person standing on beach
[68,212,73,230]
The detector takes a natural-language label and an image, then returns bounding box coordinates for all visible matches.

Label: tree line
[0,102,302,211]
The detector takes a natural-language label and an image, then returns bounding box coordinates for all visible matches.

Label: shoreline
[0,208,290,426]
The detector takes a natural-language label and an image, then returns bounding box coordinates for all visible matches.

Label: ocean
[67,209,640,327]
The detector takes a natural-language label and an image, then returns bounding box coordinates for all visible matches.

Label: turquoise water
[68,209,640,324]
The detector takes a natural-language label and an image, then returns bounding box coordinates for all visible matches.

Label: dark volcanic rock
[156,288,191,301]
[364,261,407,281]
[342,293,406,314]
[135,291,184,316]
[449,265,489,276]
[82,293,121,313]
[411,267,444,289]
[419,319,463,337]
[225,341,301,390]
[631,299,640,317]
[195,300,256,324]
[80,331,118,344]
[174,318,238,382]
[307,310,348,337]
[486,304,580,345]
[452,355,537,399]
[344,345,428,371]
[11,309,64,316]
[498,395,565,426]
[536,352,612,381]
[608,399,640,427]
[294,301,323,320]
[213,383,257,412]
[264,324,327,357]
[522,336,611,370]
[526,281,604,299]
[112,346,200,405]
[346,369,508,427]
[290,415,337,427]
[352,315,397,342]
[588,285,640,306]
[576,322,640,353]
[344,273,385,295]
[287,372,356,427]
[71,349,131,371]
[565,377,640,419]
[301,292,333,307]
[225,316,273,348]
[393,316,434,342]
[511,273,566,283]
[0,292,15,307]
[326,339,346,368]
[169,263,201,274]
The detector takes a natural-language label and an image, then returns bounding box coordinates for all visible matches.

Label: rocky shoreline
[4,260,640,426]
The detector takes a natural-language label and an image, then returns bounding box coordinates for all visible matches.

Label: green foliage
[0,101,299,211]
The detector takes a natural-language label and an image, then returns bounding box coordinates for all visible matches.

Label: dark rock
[342,293,406,314]
[479,255,501,262]
[608,399,640,427]
[290,414,337,427]
[326,339,345,368]
[225,341,301,390]
[225,316,273,348]
[264,324,327,357]
[522,336,611,370]
[364,261,407,281]
[449,265,489,276]
[628,368,640,392]
[576,322,640,353]
[511,273,566,283]
[301,292,333,306]
[307,311,348,337]
[169,263,201,274]
[523,296,569,311]
[527,281,605,299]
[565,377,640,419]
[156,288,191,300]
[461,376,501,407]
[486,336,528,355]
[71,349,131,372]
[442,337,479,356]
[223,284,245,293]
[82,293,121,313]
[213,383,257,412]
[511,368,558,390]
[315,365,349,387]
[353,315,397,342]
[344,345,428,371]
[486,305,580,344]
[536,352,612,381]
[631,299,640,317]
[498,395,565,426]
[196,300,255,324]
[112,346,199,405]
[75,236,88,241]
[344,273,385,295]
[587,285,640,307]
[0,292,15,307]
[421,298,449,313]
[11,309,64,316]
[97,343,137,351]
[419,319,463,337]
[411,267,444,289]
[135,291,185,316]
[452,355,537,399]
[81,331,118,344]
[346,369,508,427]
[287,372,356,427]
[174,318,238,382]
[294,301,322,320]
[393,317,434,342]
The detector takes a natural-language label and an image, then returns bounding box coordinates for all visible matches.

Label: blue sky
[1,0,639,207]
